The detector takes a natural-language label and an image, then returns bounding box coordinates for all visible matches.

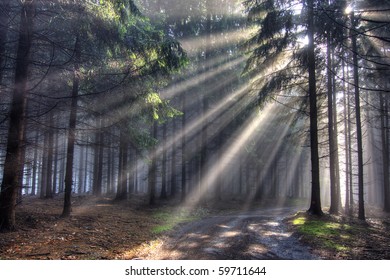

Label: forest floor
[0,195,390,260]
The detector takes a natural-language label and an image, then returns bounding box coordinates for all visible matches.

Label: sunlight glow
[183,102,282,208]
[180,28,252,56]
[297,35,309,47]
[345,5,353,15]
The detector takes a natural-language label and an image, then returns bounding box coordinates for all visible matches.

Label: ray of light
[180,27,253,56]
[183,101,280,208]
[161,55,246,100]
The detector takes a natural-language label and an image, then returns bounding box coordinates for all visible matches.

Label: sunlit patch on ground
[220,230,241,238]
[288,211,390,259]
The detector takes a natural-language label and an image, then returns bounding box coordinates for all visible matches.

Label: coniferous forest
[1,0,390,260]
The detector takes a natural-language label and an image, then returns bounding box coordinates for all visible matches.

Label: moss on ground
[291,213,364,253]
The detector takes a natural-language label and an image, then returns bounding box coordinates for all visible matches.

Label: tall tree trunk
[380,93,390,212]
[181,93,187,202]
[307,0,323,216]
[93,118,104,196]
[332,49,341,211]
[149,122,158,205]
[92,130,99,194]
[342,58,351,214]
[106,138,112,194]
[160,123,168,199]
[327,31,338,214]
[31,131,39,196]
[0,0,35,231]
[78,144,84,194]
[40,132,48,198]
[351,11,365,221]
[170,118,177,197]
[348,88,354,213]
[128,147,135,195]
[61,35,81,218]
[17,126,27,203]
[83,144,89,193]
[116,128,128,200]
[52,126,59,194]
[45,113,54,198]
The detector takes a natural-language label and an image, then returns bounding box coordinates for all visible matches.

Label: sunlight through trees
[0,0,389,234]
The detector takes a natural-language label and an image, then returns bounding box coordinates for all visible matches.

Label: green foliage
[145,91,182,122]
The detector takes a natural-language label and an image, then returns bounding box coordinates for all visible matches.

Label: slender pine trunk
[380,93,390,212]
[351,12,365,221]
[61,36,81,218]
[307,0,323,216]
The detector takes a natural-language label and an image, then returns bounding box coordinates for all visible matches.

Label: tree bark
[342,58,351,214]
[306,0,323,216]
[61,35,81,218]
[45,113,54,199]
[148,122,158,205]
[380,93,390,212]
[181,93,187,202]
[351,11,365,221]
[170,118,177,197]
[31,131,39,196]
[160,123,168,199]
[0,0,35,231]
[116,128,128,200]
[327,31,339,214]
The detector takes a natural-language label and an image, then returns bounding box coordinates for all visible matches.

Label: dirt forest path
[142,207,319,260]
[1,197,319,260]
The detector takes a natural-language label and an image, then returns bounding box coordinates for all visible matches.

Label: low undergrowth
[151,207,210,234]
[288,211,390,259]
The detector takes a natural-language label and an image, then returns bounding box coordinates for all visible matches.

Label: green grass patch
[292,214,353,252]
[151,207,208,234]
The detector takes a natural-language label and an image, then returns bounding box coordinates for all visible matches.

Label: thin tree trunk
[342,58,350,214]
[170,118,177,197]
[332,50,341,211]
[307,0,323,216]
[160,123,168,199]
[83,143,89,193]
[78,144,84,194]
[327,31,337,214]
[93,118,104,196]
[61,36,81,218]
[92,125,99,195]
[45,113,54,198]
[380,93,390,212]
[17,126,27,203]
[116,128,128,200]
[351,11,365,221]
[52,126,59,194]
[0,0,35,231]
[181,94,187,202]
[106,138,112,194]
[31,131,39,196]
[40,133,48,199]
[128,147,135,195]
[149,122,158,205]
